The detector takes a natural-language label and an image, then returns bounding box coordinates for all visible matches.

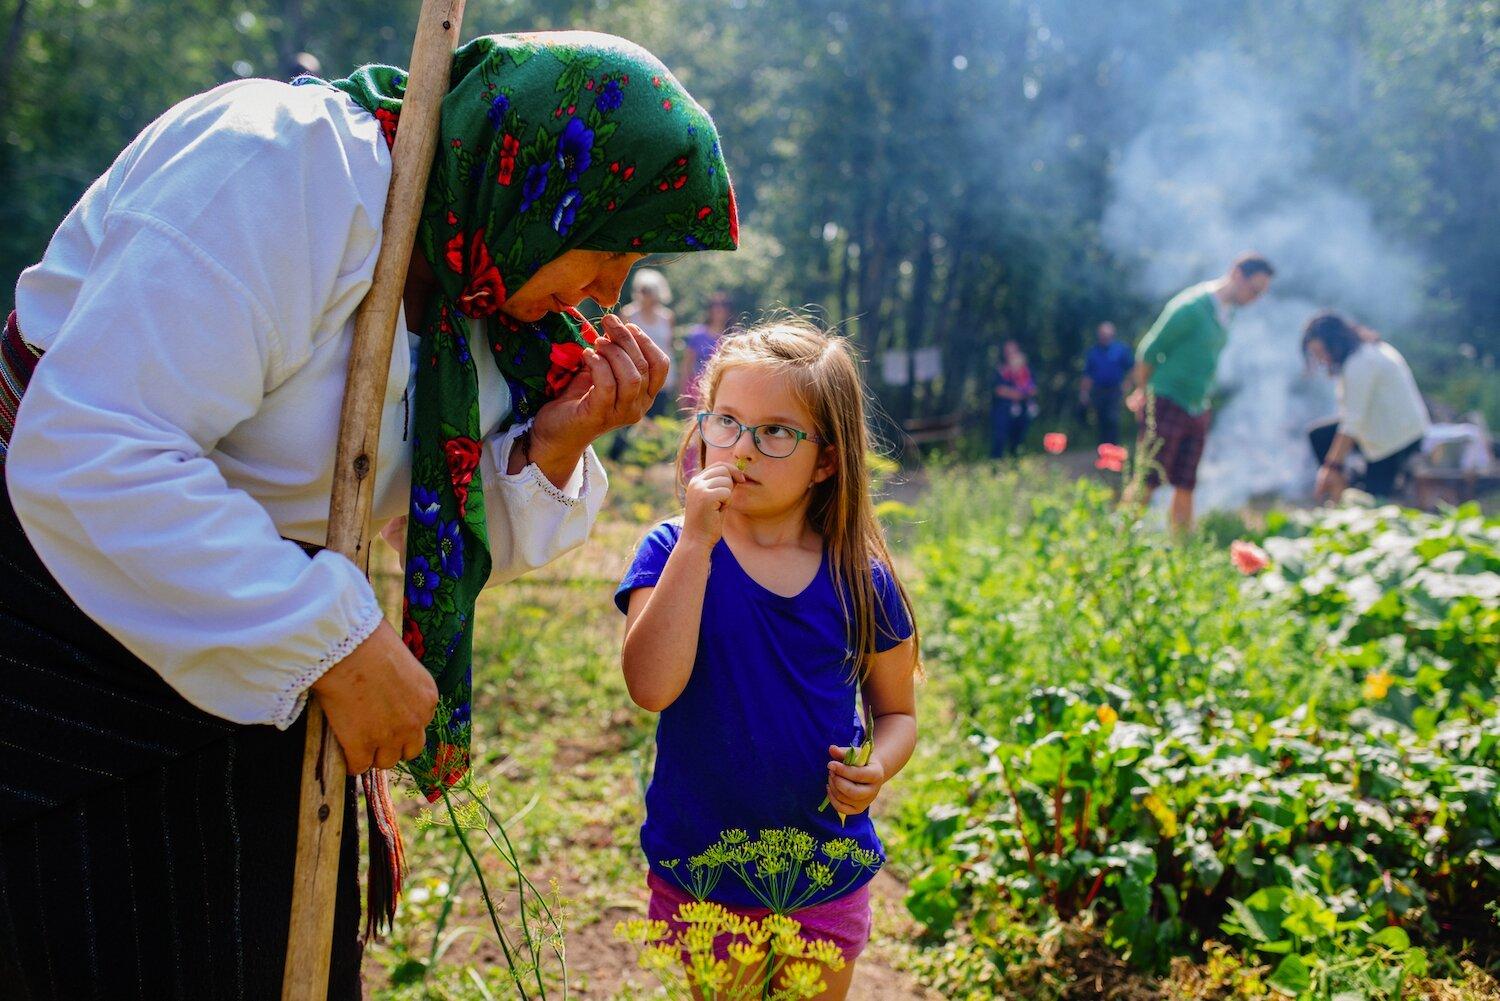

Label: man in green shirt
[1126,253,1275,530]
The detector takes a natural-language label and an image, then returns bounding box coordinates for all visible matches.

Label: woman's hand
[825,747,888,817]
[682,461,744,546]
[1315,464,1347,503]
[526,315,669,479]
[311,620,438,774]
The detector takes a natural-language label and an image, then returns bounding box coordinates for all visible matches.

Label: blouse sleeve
[477,419,609,587]
[6,211,384,729]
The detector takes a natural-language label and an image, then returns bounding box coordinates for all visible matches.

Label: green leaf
[1267,953,1311,997]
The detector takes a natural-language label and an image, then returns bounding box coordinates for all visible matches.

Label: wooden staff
[282,2,465,997]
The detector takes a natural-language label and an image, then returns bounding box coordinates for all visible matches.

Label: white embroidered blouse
[7,79,607,729]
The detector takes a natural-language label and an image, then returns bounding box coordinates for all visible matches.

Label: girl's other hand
[825,745,887,817]
[682,461,743,546]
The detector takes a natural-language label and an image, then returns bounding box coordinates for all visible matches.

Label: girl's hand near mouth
[683,461,747,545]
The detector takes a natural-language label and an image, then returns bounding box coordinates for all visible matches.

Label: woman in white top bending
[1302,311,1429,502]
[0,32,737,1000]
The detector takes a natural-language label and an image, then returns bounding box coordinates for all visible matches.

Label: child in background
[616,319,920,999]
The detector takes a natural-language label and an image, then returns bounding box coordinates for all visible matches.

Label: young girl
[616,319,920,999]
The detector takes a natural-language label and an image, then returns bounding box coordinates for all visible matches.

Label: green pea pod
[819,701,876,826]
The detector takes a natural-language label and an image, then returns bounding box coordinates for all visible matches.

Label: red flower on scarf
[456,229,508,318]
[496,134,520,186]
[401,604,426,659]
[444,231,466,273]
[374,108,399,149]
[433,742,468,787]
[443,436,482,516]
[546,341,586,396]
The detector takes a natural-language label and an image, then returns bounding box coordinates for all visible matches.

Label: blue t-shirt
[1085,340,1134,389]
[615,520,913,908]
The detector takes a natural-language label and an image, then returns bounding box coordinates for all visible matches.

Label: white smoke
[1101,51,1423,510]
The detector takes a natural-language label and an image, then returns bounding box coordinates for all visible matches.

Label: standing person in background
[1126,253,1275,530]
[1079,321,1133,446]
[1301,311,1429,502]
[620,268,677,415]
[990,339,1037,459]
[609,268,677,462]
[680,291,734,410]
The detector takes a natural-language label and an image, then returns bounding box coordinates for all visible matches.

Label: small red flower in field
[1043,432,1067,454]
[1095,443,1127,472]
[1230,540,1271,575]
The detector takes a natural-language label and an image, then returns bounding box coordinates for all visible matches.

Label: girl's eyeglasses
[695,412,823,459]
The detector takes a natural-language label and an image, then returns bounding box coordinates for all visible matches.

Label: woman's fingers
[582,347,618,414]
[593,337,644,413]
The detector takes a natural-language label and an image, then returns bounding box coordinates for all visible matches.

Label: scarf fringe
[362,768,406,943]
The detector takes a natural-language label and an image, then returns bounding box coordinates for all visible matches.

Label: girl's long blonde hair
[677,317,922,680]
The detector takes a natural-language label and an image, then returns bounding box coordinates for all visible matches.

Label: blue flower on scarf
[555,118,594,182]
[406,556,439,608]
[683,234,703,249]
[436,520,464,579]
[519,164,548,213]
[594,80,623,113]
[486,93,510,129]
[553,189,581,236]
[449,701,471,725]
[411,486,441,526]
[456,334,471,364]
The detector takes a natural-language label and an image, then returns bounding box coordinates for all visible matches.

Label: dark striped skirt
[0,474,365,999]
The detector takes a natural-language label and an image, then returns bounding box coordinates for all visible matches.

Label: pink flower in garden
[1043,432,1068,454]
[1095,443,1127,472]
[1230,540,1271,575]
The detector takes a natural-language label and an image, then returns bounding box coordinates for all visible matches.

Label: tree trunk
[0,0,30,121]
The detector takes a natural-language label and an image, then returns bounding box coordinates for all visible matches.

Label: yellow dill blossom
[762,913,802,938]
[677,900,731,925]
[1142,792,1179,838]
[613,918,671,945]
[687,955,733,993]
[726,941,767,967]
[682,925,718,957]
[735,456,751,472]
[1364,669,1395,700]
[778,961,827,996]
[638,942,678,972]
[800,938,846,970]
[1096,704,1119,727]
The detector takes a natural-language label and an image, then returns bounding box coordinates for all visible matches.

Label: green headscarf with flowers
[305,31,737,796]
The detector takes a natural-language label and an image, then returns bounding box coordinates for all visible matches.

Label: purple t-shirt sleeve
[872,561,914,652]
[615,520,682,613]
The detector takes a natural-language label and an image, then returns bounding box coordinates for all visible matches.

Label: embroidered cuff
[488,418,591,506]
[271,593,386,730]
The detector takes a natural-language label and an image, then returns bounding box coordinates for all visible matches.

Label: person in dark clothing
[1079,321,1133,446]
[990,340,1037,459]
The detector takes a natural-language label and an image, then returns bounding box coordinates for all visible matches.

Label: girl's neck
[722,501,819,552]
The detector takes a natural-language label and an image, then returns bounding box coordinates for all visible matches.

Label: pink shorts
[646,872,872,962]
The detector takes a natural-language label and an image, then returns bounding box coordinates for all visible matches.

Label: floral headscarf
[309,32,737,796]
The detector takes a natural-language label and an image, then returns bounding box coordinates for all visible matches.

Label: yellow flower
[638,942,679,972]
[677,900,731,925]
[1363,669,1395,700]
[801,938,846,970]
[1096,704,1119,728]
[726,941,767,966]
[1142,792,1179,838]
[777,961,827,997]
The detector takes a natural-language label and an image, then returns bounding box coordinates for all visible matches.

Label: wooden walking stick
[282,2,465,997]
